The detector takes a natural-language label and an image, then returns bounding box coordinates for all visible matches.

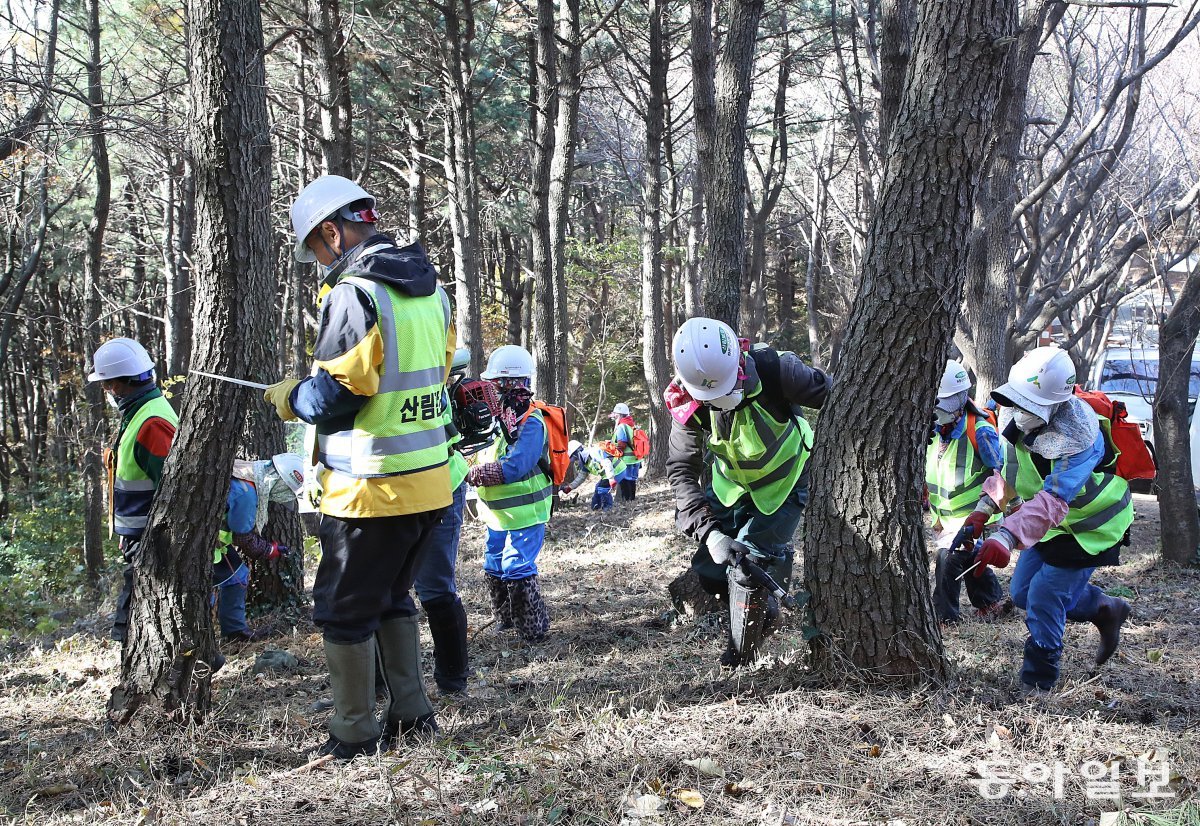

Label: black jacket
[665,346,830,543]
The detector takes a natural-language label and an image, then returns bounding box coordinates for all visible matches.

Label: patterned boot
[508,576,550,643]
[486,574,514,632]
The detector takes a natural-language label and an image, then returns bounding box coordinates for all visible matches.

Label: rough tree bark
[440,0,485,373]
[529,0,560,400]
[700,0,764,327]
[305,0,353,176]
[957,0,1065,396]
[81,0,111,583]
[877,0,914,154]
[803,0,1016,681]
[640,0,671,475]
[1153,264,1200,567]
[547,0,582,405]
[108,0,275,723]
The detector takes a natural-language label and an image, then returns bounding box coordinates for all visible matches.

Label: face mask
[707,388,744,411]
[934,408,958,427]
[1013,409,1047,433]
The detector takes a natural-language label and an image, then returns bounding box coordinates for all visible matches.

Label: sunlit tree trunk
[81,0,111,583]
[1154,265,1200,566]
[804,0,1016,682]
[108,0,275,723]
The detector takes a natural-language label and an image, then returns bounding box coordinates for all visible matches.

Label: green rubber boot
[317,638,380,759]
[376,615,438,749]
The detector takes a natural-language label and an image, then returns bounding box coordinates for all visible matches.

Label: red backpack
[632,427,651,460]
[1073,387,1156,481]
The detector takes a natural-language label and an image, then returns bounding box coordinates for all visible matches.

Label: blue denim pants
[483,523,546,581]
[414,482,467,603]
[213,562,251,636]
[1009,546,1103,688]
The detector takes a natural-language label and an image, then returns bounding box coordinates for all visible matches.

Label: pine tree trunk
[441,0,485,373]
[306,0,353,176]
[700,0,763,327]
[529,2,559,400]
[548,0,581,404]
[108,0,274,724]
[1154,267,1200,566]
[641,0,672,475]
[803,0,1016,682]
[958,2,1064,395]
[81,0,111,583]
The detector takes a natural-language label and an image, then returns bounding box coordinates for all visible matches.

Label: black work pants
[314,509,445,643]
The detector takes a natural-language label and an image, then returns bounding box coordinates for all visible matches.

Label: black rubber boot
[424,595,470,694]
[508,576,549,643]
[1091,594,1132,667]
[486,574,514,631]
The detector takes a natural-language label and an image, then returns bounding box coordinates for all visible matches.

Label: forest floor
[0,483,1197,825]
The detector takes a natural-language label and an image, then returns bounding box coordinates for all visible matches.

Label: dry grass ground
[0,484,1197,825]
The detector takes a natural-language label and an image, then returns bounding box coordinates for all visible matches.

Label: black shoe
[223,627,269,644]
[1093,595,1132,667]
[315,734,380,760]
[211,652,226,674]
[379,713,439,751]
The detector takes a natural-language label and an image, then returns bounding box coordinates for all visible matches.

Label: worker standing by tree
[91,338,178,645]
[609,403,641,502]
[976,347,1134,696]
[264,175,453,759]
[664,318,829,666]
[927,360,1010,624]
[469,345,553,644]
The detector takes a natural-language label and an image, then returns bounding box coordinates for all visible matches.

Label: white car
[1090,347,1200,465]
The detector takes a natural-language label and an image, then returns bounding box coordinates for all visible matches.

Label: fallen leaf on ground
[682,757,725,777]
[33,782,77,796]
[673,789,704,809]
[627,794,665,816]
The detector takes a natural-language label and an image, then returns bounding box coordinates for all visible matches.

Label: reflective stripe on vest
[926,422,992,520]
[708,394,813,516]
[111,393,178,536]
[1005,442,1134,555]
[476,410,553,531]
[315,276,451,479]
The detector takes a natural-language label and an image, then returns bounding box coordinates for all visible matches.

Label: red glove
[560,485,572,495]
[266,542,287,562]
[962,510,989,541]
[974,535,1012,576]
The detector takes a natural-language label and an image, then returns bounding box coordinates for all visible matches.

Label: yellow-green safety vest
[315,275,451,479]
[1003,441,1133,555]
[111,392,179,537]
[926,415,998,521]
[708,389,813,515]
[476,409,552,531]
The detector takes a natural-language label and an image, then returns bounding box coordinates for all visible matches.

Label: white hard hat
[482,344,534,380]
[567,439,583,456]
[88,338,155,383]
[270,453,306,495]
[992,346,1077,421]
[611,402,630,417]
[938,360,971,399]
[672,317,740,401]
[290,175,377,264]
